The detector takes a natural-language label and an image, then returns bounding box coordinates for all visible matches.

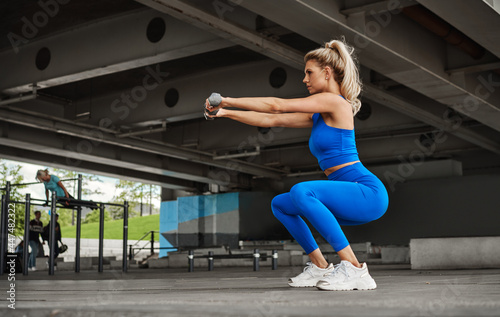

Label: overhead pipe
[212,146,261,160]
[0,107,284,179]
[0,93,37,107]
[116,122,167,138]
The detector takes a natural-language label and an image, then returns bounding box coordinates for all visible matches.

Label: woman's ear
[324,66,332,80]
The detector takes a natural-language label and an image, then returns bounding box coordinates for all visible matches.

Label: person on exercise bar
[36,169,73,207]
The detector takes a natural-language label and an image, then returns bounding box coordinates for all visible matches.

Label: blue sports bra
[309,113,359,171]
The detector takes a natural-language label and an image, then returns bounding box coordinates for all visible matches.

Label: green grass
[61,214,160,241]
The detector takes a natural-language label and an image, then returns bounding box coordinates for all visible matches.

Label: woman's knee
[289,182,314,205]
[271,194,286,217]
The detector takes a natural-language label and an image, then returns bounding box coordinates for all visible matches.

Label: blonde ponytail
[35,169,49,182]
[304,38,362,115]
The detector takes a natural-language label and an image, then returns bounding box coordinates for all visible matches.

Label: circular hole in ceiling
[269,67,287,88]
[164,88,179,108]
[147,17,166,43]
[356,103,372,121]
[35,47,51,70]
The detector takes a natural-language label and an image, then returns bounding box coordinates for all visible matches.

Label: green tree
[0,159,26,237]
[51,168,103,199]
[108,180,160,219]
[83,208,111,224]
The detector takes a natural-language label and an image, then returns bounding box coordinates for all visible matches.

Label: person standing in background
[28,211,44,271]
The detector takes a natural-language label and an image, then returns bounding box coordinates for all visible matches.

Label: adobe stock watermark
[7,0,71,54]
[208,126,285,187]
[212,0,244,20]
[65,64,170,167]
[352,0,405,49]
[410,278,464,317]
[6,203,17,310]
[384,71,500,192]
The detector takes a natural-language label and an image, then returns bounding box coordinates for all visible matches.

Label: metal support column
[22,194,30,275]
[122,201,128,273]
[208,251,214,271]
[188,250,194,272]
[75,174,82,273]
[150,231,154,256]
[0,182,11,276]
[98,204,104,273]
[48,192,56,276]
[272,249,278,270]
[253,249,260,271]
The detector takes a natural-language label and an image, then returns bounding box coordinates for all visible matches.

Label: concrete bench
[410,237,500,270]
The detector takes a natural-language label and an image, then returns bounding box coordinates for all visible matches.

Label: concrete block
[57,262,75,271]
[283,243,303,251]
[410,237,500,270]
[289,251,305,266]
[110,260,135,269]
[91,256,116,265]
[90,264,111,271]
[79,257,93,270]
[351,242,372,253]
[277,250,291,266]
[167,253,189,268]
[382,247,410,264]
[148,258,169,269]
[192,246,229,255]
[238,240,287,250]
[223,258,253,267]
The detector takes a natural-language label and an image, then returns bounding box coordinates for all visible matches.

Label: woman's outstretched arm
[210,93,345,114]
[213,108,313,128]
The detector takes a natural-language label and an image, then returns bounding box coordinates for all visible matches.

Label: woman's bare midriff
[324,160,360,177]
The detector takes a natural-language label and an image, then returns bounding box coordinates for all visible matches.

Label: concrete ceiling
[1,0,500,195]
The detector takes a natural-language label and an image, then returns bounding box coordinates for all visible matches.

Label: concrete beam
[363,84,500,156]
[106,2,500,158]
[0,144,199,191]
[417,0,500,59]
[134,0,304,70]
[238,0,500,133]
[0,107,284,181]
[341,0,418,16]
[81,60,307,127]
[0,9,233,95]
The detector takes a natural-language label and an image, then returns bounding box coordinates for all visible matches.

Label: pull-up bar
[0,178,80,191]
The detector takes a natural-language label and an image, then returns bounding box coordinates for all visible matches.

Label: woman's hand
[204,93,224,120]
[205,107,226,120]
[205,93,223,111]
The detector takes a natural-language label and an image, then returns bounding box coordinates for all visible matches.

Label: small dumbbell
[204,92,221,120]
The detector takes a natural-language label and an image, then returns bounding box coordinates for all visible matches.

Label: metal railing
[128,230,178,261]
[129,230,157,260]
[0,177,130,276]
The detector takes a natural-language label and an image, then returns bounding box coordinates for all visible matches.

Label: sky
[1,157,159,208]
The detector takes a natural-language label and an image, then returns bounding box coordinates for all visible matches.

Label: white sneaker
[29,267,37,271]
[316,260,376,291]
[288,262,334,287]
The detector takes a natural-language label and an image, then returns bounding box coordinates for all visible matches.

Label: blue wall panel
[159,200,178,257]
[159,192,240,257]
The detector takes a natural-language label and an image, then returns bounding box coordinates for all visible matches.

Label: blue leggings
[271,162,388,253]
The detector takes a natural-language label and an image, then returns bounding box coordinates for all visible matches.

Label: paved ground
[1,264,499,317]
